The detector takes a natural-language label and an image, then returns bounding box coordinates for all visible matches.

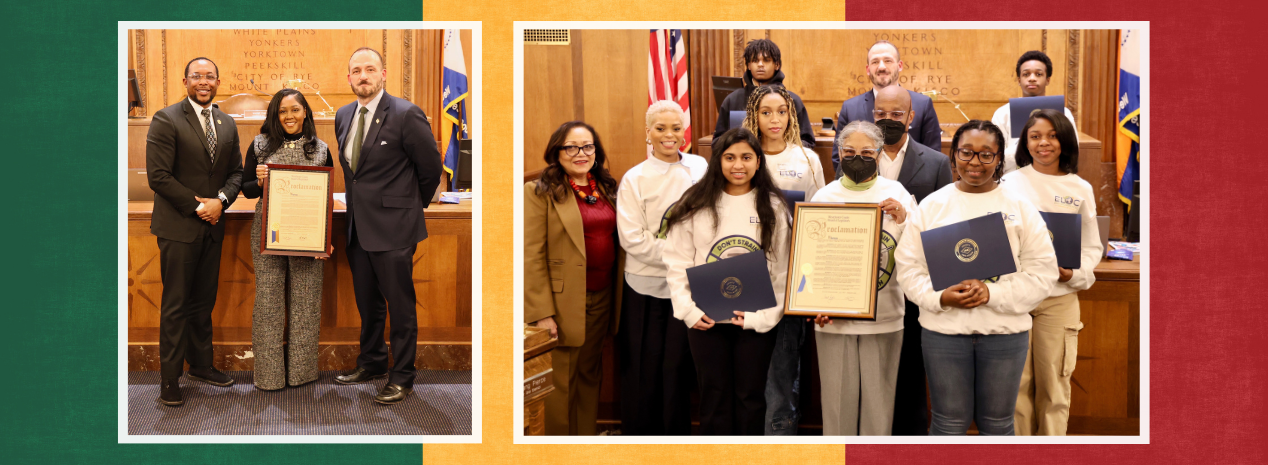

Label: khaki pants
[815,330,903,436]
[545,286,612,435]
[1015,293,1083,435]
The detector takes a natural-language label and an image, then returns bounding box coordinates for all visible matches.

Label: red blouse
[574,184,616,292]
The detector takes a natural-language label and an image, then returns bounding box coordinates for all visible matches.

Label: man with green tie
[332,47,444,405]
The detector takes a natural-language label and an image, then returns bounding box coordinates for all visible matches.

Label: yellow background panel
[425,1,846,464]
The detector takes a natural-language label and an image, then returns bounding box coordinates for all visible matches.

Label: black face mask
[876,119,907,145]
[841,155,878,184]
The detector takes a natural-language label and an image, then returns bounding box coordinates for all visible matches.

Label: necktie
[202,109,216,161]
[350,107,368,172]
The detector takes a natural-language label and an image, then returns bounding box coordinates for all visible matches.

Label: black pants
[687,323,777,435]
[892,299,929,435]
[347,225,419,388]
[616,283,695,435]
[157,233,222,382]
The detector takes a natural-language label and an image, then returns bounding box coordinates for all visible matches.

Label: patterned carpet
[128,370,471,435]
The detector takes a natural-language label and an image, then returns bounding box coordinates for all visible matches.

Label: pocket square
[380,141,387,145]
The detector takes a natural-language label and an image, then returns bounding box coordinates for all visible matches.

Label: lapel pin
[217,120,221,124]
[375,118,380,124]
[381,141,387,145]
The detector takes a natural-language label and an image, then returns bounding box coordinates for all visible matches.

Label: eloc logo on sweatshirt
[750,216,760,224]
[988,211,1017,224]
[1053,195,1083,209]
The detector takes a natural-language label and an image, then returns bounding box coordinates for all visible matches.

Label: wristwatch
[217,191,229,209]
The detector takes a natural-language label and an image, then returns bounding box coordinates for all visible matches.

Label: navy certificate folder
[920,213,1018,291]
[729,111,747,132]
[1008,95,1065,138]
[686,251,777,323]
[783,190,805,205]
[1039,211,1082,269]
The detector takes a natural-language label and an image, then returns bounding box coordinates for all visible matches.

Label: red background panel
[847,1,1268,463]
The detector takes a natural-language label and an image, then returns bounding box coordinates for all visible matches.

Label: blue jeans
[764,316,805,435]
[921,328,1028,436]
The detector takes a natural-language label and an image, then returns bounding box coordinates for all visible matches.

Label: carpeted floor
[128,370,471,435]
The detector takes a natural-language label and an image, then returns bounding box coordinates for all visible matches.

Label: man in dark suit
[832,41,942,174]
[332,47,444,405]
[874,85,953,435]
[145,57,243,407]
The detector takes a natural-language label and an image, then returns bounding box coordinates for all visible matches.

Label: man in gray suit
[872,84,952,435]
[146,57,243,407]
[832,41,942,174]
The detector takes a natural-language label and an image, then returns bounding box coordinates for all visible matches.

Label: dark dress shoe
[374,383,412,405]
[335,367,387,385]
[188,367,234,387]
[159,380,183,407]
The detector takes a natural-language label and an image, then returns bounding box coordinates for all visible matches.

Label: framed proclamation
[259,164,334,258]
[783,203,883,319]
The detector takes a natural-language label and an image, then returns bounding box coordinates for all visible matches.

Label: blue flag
[1117,29,1141,210]
[441,29,468,191]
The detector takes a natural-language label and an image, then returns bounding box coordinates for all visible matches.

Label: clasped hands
[691,311,746,331]
[940,279,991,308]
[193,196,222,225]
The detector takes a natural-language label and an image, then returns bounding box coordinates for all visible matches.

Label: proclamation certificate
[260,164,334,258]
[783,203,882,319]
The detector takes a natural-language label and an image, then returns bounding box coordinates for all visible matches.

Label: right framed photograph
[513,22,1148,443]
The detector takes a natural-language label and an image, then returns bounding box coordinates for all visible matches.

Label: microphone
[248,79,270,96]
[920,89,970,122]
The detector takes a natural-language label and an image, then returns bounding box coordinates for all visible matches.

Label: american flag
[648,29,691,152]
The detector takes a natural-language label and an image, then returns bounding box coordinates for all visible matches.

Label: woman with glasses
[991,50,1080,174]
[741,84,824,435]
[524,121,621,435]
[240,88,333,391]
[614,101,708,435]
[894,120,1058,435]
[807,121,916,435]
[1002,109,1101,435]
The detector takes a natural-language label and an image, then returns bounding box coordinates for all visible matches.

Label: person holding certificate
[894,120,1058,435]
[615,101,707,435]
[1002,109,1101,435]
[524,121,621,435]
[663,128,791,435]
[240,88,333,391]
[806,121,916,435]
[741,84,824,435]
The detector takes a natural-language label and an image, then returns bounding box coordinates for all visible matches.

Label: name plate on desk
[784,203,882,320]
[260,164,333,258]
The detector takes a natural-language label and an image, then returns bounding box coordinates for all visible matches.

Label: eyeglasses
[872,110,907,120]
[840,148,879,158]
[955,148,1000,164]
[187,74,218,82]
[561,144,596,157]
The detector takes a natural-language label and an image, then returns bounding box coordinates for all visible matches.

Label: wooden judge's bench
[126,116,472,373]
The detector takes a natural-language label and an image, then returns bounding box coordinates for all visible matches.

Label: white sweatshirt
[616,152,709,298]
[991,104,1079,174]
[894,183,1058,335]
[766,143,825,201]
[1001,165,1102,297]
[809,176,919,335]
[663,189,790,333]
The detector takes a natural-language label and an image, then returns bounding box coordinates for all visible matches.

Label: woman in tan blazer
[524,121,623,435]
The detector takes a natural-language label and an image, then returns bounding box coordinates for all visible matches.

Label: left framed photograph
[119,21,482,442]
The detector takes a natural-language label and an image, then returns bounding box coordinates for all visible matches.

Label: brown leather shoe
[373,383,412,405]
[158,379,184,407]
[335,367,388,385]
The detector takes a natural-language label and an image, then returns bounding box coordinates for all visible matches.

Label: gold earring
[646,139,651,144]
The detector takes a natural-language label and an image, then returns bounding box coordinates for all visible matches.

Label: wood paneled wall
[523,30,649,182]
[127,29,471,131]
